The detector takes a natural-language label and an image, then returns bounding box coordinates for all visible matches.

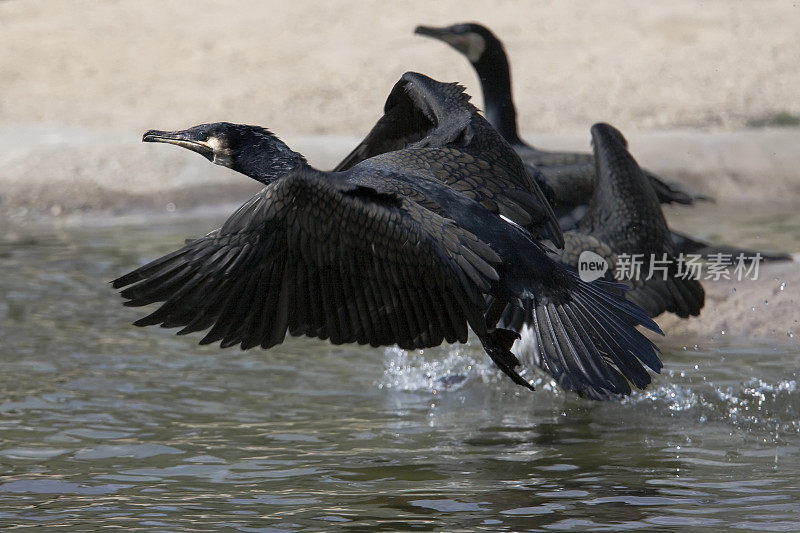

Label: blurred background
[2,0,800,216]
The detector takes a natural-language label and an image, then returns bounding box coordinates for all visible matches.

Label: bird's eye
[196,131,208,141]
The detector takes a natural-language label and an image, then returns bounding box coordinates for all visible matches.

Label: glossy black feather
[334,71,563,248]
[556,123,706,320]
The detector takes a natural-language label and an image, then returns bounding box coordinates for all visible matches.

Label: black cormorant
[415,22,791,262]
[499,124,704,393]
[114,72,663,400]
[560,123,705,318]
[414,22,706,208]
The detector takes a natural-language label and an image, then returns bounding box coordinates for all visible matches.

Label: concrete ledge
[3,124,799,221]
[2,123,797,343]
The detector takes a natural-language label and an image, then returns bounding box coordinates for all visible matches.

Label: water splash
[627,377,799,440]
[379,344,492,392]
[379,341,557,394]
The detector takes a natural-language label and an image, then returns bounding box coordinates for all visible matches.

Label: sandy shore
[2,1,798,343]
[656,261,798,344]
[3,1,799,212]
[3,1,799,135]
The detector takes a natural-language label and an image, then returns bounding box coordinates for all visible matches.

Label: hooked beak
[414,24,479,60]
[414,25,452,40]
[142,129,214,161]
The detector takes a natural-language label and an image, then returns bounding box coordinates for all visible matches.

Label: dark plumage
[414,22,708,209]
[334,71,563,248]
[501,124,703,396]
[415,22,791,262]
[565,123,705,318]
[114,72,663,399]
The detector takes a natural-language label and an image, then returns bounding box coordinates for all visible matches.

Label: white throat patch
[443,33,486,63]
[463,33,486,63]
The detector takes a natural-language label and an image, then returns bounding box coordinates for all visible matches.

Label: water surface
[1,208,798,530]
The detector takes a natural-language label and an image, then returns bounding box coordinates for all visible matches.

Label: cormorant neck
[230,134,310,185]
[473,42,522,146]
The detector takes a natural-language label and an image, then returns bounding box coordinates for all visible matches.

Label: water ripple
[0,214,798,530]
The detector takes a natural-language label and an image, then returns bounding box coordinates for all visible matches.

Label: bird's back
[578,124,671,255]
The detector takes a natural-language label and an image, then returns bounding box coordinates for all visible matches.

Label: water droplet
[166,202,176,212]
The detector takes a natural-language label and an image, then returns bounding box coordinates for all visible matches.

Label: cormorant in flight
[114,72,663,400]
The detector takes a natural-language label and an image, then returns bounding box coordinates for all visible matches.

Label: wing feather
[113,168,501,352]
[334,72,563,247]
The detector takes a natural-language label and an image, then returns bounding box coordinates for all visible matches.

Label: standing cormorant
[561,123,705,318]
[114,72,663,400]
[414,22,707,208]
[500,124,703,392]
[415,22,791,262]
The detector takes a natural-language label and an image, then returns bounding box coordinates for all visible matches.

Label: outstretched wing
[355,146,556,233]
[113,168,501,351]
[519,273,663,400]
[336,71,563,246]
[500,269,664,401]
[334,72,475,172]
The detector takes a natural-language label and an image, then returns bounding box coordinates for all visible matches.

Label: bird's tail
[645,170,713,205]
[626,268,705,319]
[671,230,791,262]
[503,270,663,400]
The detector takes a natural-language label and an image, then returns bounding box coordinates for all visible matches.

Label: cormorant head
[143,122,306,184]
[415,22,499,64]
